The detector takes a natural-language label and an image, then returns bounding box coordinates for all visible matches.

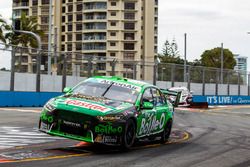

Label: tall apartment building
[12,0,158,80]
[234,54,248,84]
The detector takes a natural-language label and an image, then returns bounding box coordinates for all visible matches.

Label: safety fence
[0,44,250,96]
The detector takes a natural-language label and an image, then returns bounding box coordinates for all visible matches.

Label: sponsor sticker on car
[65,100,112,113]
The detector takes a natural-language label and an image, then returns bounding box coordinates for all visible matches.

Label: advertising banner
[193,95,250,105]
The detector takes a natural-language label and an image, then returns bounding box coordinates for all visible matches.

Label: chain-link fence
[0,43,249,95]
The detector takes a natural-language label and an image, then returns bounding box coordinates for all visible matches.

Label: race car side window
[151,88,165,106]
[141,88,153,104]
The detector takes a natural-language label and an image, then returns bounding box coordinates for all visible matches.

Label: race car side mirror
[63,87,72,93]
[142,102,154,109]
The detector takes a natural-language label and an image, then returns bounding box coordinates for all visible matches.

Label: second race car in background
[167,87,193,107]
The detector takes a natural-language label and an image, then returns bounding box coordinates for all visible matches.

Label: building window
[67,34,72,41]
[76,23,82,31]
[111,1,116,6]
[111,12,116,16]
[62,26,65,32]
[76,43,82,51]
[124,12,135,20]
[110,21,116,26]
[110,52,116,57]
[61,35,65,41]
[110,32,116,36]
[68,15,73,22]
[68,24,72,31]
[96,63,106,70]
[62,6,65,13]
[67,44,72,51]
[41,16,49,24]
[124,52,135,60]
[124,22,135,30]
[124,2,135,10]
[76,4,83,11]
[32,0,38,5]
[124,33,134,40]
[68,5,73,12]
[76,34,82,41]
[76,14,82,21]
[61,45,65,51]
[62,16,65,22]
[124,43,134,50]
[41,0,49,5]
[110,42,116,46]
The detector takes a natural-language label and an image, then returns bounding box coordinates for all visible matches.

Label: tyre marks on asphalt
[0,126,62,149]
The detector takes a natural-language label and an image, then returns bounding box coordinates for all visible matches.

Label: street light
[221,43,224,84]
[184,33,187,82]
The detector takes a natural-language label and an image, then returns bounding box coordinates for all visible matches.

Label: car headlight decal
[44,99,56,112]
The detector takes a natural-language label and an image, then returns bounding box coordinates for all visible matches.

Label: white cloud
[158,0,250,71]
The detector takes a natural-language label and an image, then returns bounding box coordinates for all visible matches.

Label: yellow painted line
[136,131,190,149]
[1,131,190,164]
[1,153,92,164]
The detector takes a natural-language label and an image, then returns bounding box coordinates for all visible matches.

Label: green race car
[39,76,180,149]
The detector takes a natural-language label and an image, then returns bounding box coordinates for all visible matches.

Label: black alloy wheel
[160,120,172,144]
[121,119,136,149]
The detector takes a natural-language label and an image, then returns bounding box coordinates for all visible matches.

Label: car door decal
[138,112,165,136]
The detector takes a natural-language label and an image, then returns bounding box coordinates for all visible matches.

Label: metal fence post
[238,72,241,96]
[111,59,116,76]
[227,71,230,95]
[62,54,67,91]
[87,57,92,78]
[248,74,250,96]
[10,47,16,91]
[171,64,175,87]
[215,69,219,95]
[36,50,41,92]
[187,66,191,90]
[202,68,205,95]
[153,64,157,85]
[133,63,137,80]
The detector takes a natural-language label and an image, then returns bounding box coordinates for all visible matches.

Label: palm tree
[7,12,44,72]
[0,15,10,43]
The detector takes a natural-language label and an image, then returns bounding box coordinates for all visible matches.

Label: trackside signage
[193,95,250,105]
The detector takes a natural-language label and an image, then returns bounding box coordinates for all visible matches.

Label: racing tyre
[121,119,136,150]
[160,120,172,144]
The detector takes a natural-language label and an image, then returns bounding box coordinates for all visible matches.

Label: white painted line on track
[0,126,63,150]
[0,108,41,113]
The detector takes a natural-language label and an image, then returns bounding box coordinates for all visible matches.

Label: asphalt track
[0,106,250,167]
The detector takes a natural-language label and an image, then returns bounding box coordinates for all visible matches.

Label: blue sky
[1,0,250,71]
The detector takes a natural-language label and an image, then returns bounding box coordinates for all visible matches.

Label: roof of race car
[91,76,152,88]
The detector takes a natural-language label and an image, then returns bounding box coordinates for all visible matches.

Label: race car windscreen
[72,79,139,103]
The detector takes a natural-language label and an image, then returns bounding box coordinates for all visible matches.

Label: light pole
[184,33,187,82]
[247,32,250,95]
[48,0,53,75]
[161,67,166,81]
[221,43,224,84]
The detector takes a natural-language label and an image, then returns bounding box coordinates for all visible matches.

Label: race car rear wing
[160,89,181,107]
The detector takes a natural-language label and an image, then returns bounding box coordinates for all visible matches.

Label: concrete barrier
[0,91,62,107]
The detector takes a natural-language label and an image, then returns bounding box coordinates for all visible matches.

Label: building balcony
[13,2,29,9]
